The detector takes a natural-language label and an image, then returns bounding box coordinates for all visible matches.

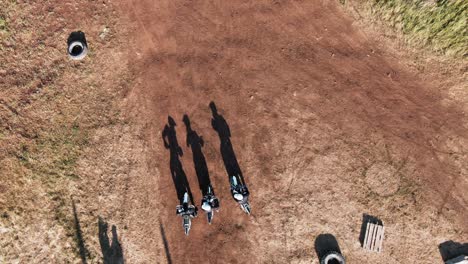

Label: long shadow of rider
[183,115,212,196]
[98,217,124,264]
[162,116,194,204]
[72,200,89,264]
[209,102,247,186]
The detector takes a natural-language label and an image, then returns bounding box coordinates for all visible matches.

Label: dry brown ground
[1,0,467,263]
[0,0,134,262]
[116,0,468,263]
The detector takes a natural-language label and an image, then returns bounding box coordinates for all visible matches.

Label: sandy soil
[102,0,468,263]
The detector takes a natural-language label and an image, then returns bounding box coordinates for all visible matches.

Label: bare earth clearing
[116,0,467,263]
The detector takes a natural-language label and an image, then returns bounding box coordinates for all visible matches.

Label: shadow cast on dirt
[98,217,124,264]
[162,116,195,204]
[72,200,88,264]
[314,233,342,261]
[159,221,173,264]
[183,114,213,196]
[210,102,248,186]
[439,240,468,262]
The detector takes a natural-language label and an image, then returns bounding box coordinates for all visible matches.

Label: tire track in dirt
[115,0,467,263]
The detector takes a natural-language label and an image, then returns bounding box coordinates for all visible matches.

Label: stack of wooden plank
[362,222,385,252]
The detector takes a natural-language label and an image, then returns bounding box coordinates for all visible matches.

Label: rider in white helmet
[201,201,212,212]
[234,193,244,201]
[201,191,219,212]
[232,185,249,204]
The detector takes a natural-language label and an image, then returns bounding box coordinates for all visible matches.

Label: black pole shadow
[314,234,342,261]
[439,240,468,262]
[183,114,213,196]
[72,199,88,264]
[209,102,246,185]
[98,217,124,264]
[358,214,383,246]
[162,116,195,204]
[159,221,173,264]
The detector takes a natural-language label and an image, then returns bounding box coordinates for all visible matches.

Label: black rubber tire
[67,31,88,60]
[320,251,345,264]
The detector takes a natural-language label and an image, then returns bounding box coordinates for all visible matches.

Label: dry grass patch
[0,0,131,262]
[345,0,467,58]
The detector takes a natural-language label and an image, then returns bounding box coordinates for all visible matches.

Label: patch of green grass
[34,125,88,179]
[371,0,467,57]
[0,17,6,29]
[16,144,30,164]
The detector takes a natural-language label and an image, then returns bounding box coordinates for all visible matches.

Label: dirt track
[113,0,468,263]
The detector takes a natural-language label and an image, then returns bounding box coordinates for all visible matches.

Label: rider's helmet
[234,193,244,201]
[201,201,212,212]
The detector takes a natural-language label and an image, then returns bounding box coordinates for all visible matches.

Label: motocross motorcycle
[201,185,220,224]
[176,192,197,235]
[230,175,251,215]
